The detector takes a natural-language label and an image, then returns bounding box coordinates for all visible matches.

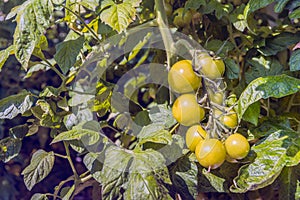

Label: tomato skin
[209,91,224,105]
[168,60,201,94]
[195,139,226,169]
[173,8,192,28]
[197,53,225,79]
[185,125,207,152]
[172,94,205,126]
[225,133,250,159]
[214,108,238,129]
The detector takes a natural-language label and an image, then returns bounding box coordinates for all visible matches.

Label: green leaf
[0,45,14,71]
[230,130,300,193]
[22,150,55,190]
[78,0,99,11]
[51,128,100,146]
[296,180,300,199]
[204,40,235,57]
[289,50,300,71]
[242,101,260,125]
[169,154,198,199]
[0,137,22,162]
[39,86,61,97]
[237,75,300,120]
[245,56,284,84]
[289,8,300,19]
[149,105,177,129]
[202,1,233,19]
[274,0,290,13]
[184,0,206,11]
[246,0,274,13]
[100,0,141,33]
[24,59,54,78]
[202,168,227,192]
[12,0,53,69]
[137,124,172,145]
[9,124,29,139]
[30,193,48,200]
[100,146,172,200]
[31,100,62,128]
[88,81,112,117]
[61,185,75,200]
[224,58,240,79]
[278,166,300,200]
[258,32,300,56]
[54,36,84,74]
[0,90,34,119]
[83,152,103,182]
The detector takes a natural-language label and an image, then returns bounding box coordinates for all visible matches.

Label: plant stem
[170,123,180,134]
[43,58,66,81]
[63,142,79,181]
[54,153,68,159]
[62,4,101,43]
[155,0,175,104]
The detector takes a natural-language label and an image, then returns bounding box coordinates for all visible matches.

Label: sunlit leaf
[237,75,300,120]
[0,90,34,120]
[100,146,172,200]
[149,104,177,129]
[137,124,172,145]
[100,0,141,33]
[51,128,100,146]
[0,45,14,71]
[11,0,53,69]
[22,150,55,190]
[231,130,300,193]
[30,193,48,200]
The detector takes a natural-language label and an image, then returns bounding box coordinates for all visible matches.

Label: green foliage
[22,150,55,190]
[0,90,34,119]
[0,0,300,199]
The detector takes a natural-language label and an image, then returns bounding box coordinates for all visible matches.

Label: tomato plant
[0,0,300,199]
[185,125,207,152]
[168,60,201,93]
[195,138,226,169]
[172,93,205,126]
[225,133,250,160]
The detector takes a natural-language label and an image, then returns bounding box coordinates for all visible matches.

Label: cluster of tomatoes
[168,53,250,170]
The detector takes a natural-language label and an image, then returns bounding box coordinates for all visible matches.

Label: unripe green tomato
[195,139,226,169]
[173,8,192,28]
[208,90,224,105]
[214,108,238,129]
[197,53,225,79]
[225,133,250,159]
[185,125,207,152]
[172,94,205,126]
[168,60,201,94]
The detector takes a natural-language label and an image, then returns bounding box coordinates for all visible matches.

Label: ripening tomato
[225,133,250,159]
[214,108,238,129]
[195,139,226,169]
[185,125,207,152]
[172,94,205,126]
[173,8,192,28]
[197,53,225,79]
[208,90,224,105]
[168,60,201,94]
